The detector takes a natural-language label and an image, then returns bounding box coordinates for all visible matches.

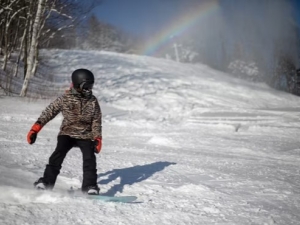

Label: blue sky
[92,0,184,36]
[293,0,300,25]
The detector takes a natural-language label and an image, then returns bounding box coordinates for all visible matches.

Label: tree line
[0,0,102,97]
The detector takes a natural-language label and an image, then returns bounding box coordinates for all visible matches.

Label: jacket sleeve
[92,98,102,139]
[37,96,63,126]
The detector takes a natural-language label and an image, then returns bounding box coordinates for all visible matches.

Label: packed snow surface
[1,49,300,224]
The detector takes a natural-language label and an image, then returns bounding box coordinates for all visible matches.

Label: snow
[1,49,300,224]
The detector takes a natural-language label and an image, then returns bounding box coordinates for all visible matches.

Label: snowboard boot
[34,178,51,190]
[87,185,100,195]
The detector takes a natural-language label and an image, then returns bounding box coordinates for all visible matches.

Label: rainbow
[138,0,220,56]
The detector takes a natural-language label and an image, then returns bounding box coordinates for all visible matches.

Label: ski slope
[1,49,300,224]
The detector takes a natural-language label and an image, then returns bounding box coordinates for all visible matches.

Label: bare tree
[0,0,102,96]
[13,2,31,77]
[2,4,27,71]
[40,0,102,48]
[20,0,44,97]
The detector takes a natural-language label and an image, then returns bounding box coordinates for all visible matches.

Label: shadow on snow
[97,161,176,196]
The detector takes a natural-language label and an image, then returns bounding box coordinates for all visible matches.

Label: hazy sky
[93,0,299,37]
[93,0,187,36]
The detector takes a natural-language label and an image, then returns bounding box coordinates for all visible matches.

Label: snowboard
[68,189,138,203]
[73,194,137,203]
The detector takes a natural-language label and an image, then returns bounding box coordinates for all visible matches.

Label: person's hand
[27,123,42,144]
[94,137,102,153]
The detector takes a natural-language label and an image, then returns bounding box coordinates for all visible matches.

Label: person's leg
[76,139,98,192]
[38,135,74,189]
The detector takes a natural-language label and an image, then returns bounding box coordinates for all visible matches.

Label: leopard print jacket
[37,89,102,140]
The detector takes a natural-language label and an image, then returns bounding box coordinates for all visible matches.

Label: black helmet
[72,68,94,90]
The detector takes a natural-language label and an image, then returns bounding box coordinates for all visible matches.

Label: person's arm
[27,96,63,144]
[92,99,102,153]
[37,96,63,126]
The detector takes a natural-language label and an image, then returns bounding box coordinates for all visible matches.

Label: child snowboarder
[27,68,102,195]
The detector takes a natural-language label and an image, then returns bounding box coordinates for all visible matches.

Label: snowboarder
[27,68,102,195]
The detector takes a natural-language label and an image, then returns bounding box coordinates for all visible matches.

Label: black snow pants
[43,135,97,192]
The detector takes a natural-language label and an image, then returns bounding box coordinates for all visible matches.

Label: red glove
[27,123,42,144]
[94,137,102,153]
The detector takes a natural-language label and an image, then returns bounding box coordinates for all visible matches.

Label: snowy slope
[0,49,300,225]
